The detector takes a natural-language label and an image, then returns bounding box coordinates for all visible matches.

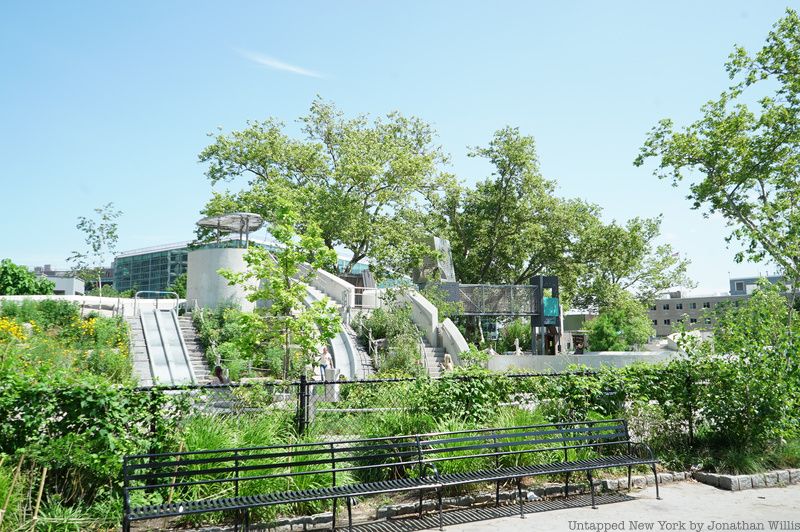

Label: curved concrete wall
[313,268,356,310]
[399,290,439,346]
[440,318,469,364]
[186,247,254,311]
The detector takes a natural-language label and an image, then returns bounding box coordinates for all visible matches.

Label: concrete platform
[413,482,800,531]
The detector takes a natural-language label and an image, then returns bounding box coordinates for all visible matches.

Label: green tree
[635,9,800,312]
[0,259,54,295]
[674,281,799,452]
[712,279,797,358]
[438,127,600,298]
[167,272,187,298]
[218,199,340,378]
[587,293,654,351]
[574,216,693,309]
[66,203,122,298]
[199,97,450,277]
[439,127,691,308]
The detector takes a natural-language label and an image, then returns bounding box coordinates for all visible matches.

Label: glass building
[113,237,371,294]
[113,242,189,293]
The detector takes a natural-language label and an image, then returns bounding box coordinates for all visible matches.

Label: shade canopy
[196,212,264,234]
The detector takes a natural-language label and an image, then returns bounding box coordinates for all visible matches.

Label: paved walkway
[422,482,800,532]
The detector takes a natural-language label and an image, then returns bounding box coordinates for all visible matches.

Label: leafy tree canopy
[167,273,187,299]
[636,8,800,291]
[438,127,691,309]
[586,292,654,351]
[199,97,451,277]
[573,216,693,309]
[0,259,54,295]
[66,203,122,295]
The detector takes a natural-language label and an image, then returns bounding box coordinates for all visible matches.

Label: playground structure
[416,235,563,355]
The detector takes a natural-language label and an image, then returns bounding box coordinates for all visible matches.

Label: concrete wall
[47,276,85,295]
[0,295,179,317]
[312,268,356,310]
[440,318,468,364]
[186,247,254,311]
[488,351,678,372]
[399,290,439,346]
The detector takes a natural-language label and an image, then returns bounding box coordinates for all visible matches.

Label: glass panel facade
[114,248,188,294]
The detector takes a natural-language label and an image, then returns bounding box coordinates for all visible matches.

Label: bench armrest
[422,460,441,480]
[629,442,657,461]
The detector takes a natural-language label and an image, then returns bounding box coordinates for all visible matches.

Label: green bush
[1,298,42,323]
[419,366,512,424]
[496,319,531,353]
[353,303,423,374]
[36,299,81,329]
[0,373,182,503]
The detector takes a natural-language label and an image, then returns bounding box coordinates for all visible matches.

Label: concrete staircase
[305,285,375,379]
[127,316,153,387]
[422,338,446,378]
[178,315,211,384]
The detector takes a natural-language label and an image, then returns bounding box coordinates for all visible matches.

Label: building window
[663,319,671,325]
[676,303,683,310]
[703,302,711,309]
[650,304,657,311]
[652,319,658,326]
[704,317,712,324]
[690,302,697,309]
[662,304,670,310]
[690,318,697,324]
[735,281,744,291]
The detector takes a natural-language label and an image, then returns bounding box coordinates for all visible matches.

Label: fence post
[297,375,308,435]
[685,372,694,448]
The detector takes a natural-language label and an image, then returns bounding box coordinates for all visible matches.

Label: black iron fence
[134,370,634,439]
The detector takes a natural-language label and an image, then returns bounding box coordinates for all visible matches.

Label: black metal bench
[122,418,659,531]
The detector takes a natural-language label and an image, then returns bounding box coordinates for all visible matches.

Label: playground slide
[140,309,196,385]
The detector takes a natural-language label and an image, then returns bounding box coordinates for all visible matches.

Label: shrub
[36,299,81,329]
[496,318,531,353]
[419,366,512,424]
[353,304,423,374]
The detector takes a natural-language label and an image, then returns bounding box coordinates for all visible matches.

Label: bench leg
[347,497,353,532]
[627,465,632,491]
[122,516,130,532]
[564,471,571,498]
[587,470,596,509]
[332,497,337,531]
[651,464,661,500]
[437,488,444,530]
[517,478,525,519]
[495,480,500,507]
[243,508,250,532]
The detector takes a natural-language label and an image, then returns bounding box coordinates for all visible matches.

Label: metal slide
[140,309,196,385]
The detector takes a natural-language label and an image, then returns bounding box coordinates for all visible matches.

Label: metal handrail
[352,286,383,310]
[171,308,198,384]
[418,337,429,373]
[134,291,180,316]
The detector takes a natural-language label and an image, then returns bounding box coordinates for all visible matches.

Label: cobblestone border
[692,468,800,491]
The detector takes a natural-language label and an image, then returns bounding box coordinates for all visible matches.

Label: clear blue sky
[0,1,791,292]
